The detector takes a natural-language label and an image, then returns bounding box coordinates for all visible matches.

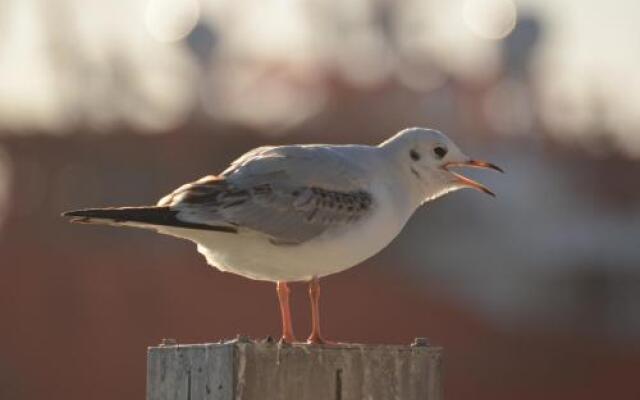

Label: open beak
[442,160,503,197]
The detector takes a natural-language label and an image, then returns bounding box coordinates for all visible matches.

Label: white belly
[162,190,412,282]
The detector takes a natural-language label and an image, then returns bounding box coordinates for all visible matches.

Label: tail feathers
[62,206,237,233]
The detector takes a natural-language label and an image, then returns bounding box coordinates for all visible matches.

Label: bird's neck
[374,147,427,214]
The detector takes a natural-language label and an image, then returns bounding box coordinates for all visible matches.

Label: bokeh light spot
[145,0,200,43]
[463,0,517,40]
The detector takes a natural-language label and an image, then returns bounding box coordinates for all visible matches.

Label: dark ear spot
[410,149,421,161]
[433,146,447,159]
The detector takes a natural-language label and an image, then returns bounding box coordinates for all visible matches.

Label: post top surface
[148,337,443,354]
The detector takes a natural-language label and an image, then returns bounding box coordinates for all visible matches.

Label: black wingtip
[60,206,239,233]
[61,208,104,219]
[61,209,105,224]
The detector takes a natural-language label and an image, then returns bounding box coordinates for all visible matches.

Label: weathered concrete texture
[147,339,442,400]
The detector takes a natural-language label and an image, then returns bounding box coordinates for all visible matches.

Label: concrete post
[147,337,442,400]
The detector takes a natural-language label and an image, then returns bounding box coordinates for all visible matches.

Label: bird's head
[380,127,503,203]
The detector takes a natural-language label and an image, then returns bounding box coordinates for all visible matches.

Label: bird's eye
[410,149,421,161]
[433,146,447,159]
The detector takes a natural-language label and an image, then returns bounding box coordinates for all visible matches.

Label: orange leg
[307,277,332,344]
[276,281,296,344]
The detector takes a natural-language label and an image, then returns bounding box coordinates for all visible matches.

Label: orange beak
[442,160,503,197]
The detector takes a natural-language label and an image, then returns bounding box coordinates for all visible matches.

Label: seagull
[62,127,502,344]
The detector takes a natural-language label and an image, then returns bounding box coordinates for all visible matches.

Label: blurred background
[1,0,640,399]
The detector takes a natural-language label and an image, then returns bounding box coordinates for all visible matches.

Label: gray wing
[158,145,374,244]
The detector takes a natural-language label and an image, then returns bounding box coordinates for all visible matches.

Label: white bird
[63,127,502,344]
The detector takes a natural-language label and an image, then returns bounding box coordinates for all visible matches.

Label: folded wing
[160,145,375,244]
